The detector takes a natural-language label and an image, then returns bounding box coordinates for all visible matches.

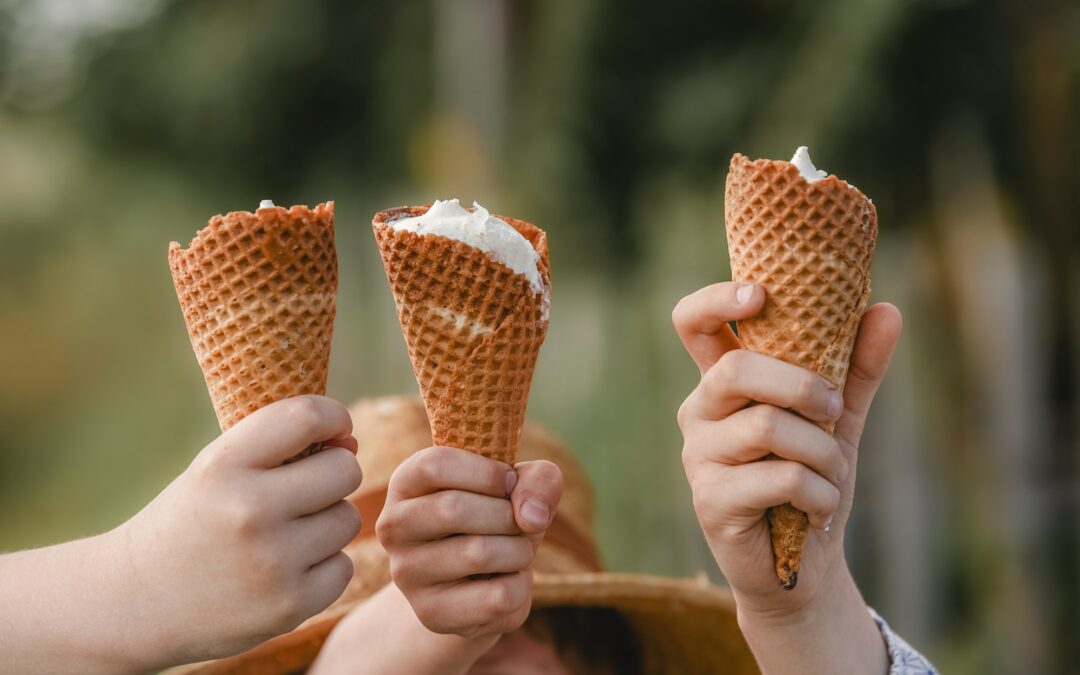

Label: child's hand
[116,395,363,667]
[377,447,563,641]
[672,282,901,674]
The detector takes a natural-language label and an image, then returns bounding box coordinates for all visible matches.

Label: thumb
[510,460,563,536]
[835,303,903,449]
[204,395,353,469]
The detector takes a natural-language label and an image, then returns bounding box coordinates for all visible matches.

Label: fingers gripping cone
[724,154,877,589]
[169,203,338,436]
[372,205,551,466]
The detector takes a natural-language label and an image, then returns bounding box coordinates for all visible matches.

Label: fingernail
[505,470,518,496]
[837,460,850,483]
[827,389,843,418]
[735,283,755,306]
[521,499,550,529]
[823,515,834,531]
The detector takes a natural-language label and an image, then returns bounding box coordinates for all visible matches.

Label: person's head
[470,607,644,675]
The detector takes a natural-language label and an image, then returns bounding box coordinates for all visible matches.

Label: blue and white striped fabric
[871,609,939,675]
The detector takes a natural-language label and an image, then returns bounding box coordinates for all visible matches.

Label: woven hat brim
[166,572,756,675]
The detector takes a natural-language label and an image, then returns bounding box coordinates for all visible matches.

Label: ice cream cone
[372,205,551,466]
[169,202,338,434]
[724,154,877,589]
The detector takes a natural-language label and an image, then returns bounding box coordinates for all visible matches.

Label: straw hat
[173,396,757,674]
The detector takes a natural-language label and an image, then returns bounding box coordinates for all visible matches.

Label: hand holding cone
[372,204,551,466]
[169,202,338,434]
[724,153,877,589]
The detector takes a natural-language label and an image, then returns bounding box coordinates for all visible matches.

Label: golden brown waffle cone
[725,154,877,589]
[169,203,338,432]
[371,205,551,465]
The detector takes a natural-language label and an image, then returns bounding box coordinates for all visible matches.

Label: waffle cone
[724,154,877,589]
[372,206,551,465]
[169,203,338,432]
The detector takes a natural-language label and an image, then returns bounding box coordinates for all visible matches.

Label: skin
[314,282,902,674]
[672,281,902,674]
[310,447,564,675]
[0,395,363,674]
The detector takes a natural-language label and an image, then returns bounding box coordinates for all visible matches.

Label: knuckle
[718,348,746,377]
[411,595,452,635]
[749,406,781,449]
[501,599,532,633]
[336,501,362,538]
[825,484,842,512]
[705,350,741,393]
[285,396,323,433]
[190,447,227,484]
[331,551,355,588]
[223,497,261,538]
[332,450,363,494]
[779,462,809,495]
[671,296,691,330]
[416,448,449,484]
[433,492,463,530]
[461,537,491,569]
[249,544,288,587]
[375,508,401,546]
[676,398,691,431]
[387,553,414,588]
[483,583,513,618]
[691,482,719,524]
[680,440,696,474]
[522,460,562,496]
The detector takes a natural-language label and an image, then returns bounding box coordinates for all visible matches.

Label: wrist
[734,559,853,630]
[91,524,174,673]
[314,583,498,675]
[734,566,888,675]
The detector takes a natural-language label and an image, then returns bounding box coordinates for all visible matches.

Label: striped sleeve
[869,608,938,675]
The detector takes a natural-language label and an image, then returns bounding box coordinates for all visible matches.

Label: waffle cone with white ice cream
[169,200,338,434]
[725,148,877,590]
[372,200,551,465]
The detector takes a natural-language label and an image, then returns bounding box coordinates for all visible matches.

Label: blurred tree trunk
[1020,1,1078,671]
[420,0,509,198]
[934,118,1052,674]
[856,232,938,652]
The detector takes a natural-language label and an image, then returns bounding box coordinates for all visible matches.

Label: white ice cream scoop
[790,146,828,183]
[388,199,546,296]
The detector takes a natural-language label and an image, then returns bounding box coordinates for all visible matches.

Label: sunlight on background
[0,2,1077,673]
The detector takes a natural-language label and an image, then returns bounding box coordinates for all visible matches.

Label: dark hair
[525,606,644,675]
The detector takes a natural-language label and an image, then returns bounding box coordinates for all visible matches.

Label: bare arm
[0,396,362,673]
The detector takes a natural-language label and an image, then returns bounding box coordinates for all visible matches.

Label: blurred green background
[0,1,1077,672]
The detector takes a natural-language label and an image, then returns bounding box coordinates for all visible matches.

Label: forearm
[311,583,497,675]
[735,566,888,675]
[0,527,156,674]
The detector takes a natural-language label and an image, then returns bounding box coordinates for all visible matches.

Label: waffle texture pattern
[725,155,877,588]
[373,206,550,465]
[169,203,337,431]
